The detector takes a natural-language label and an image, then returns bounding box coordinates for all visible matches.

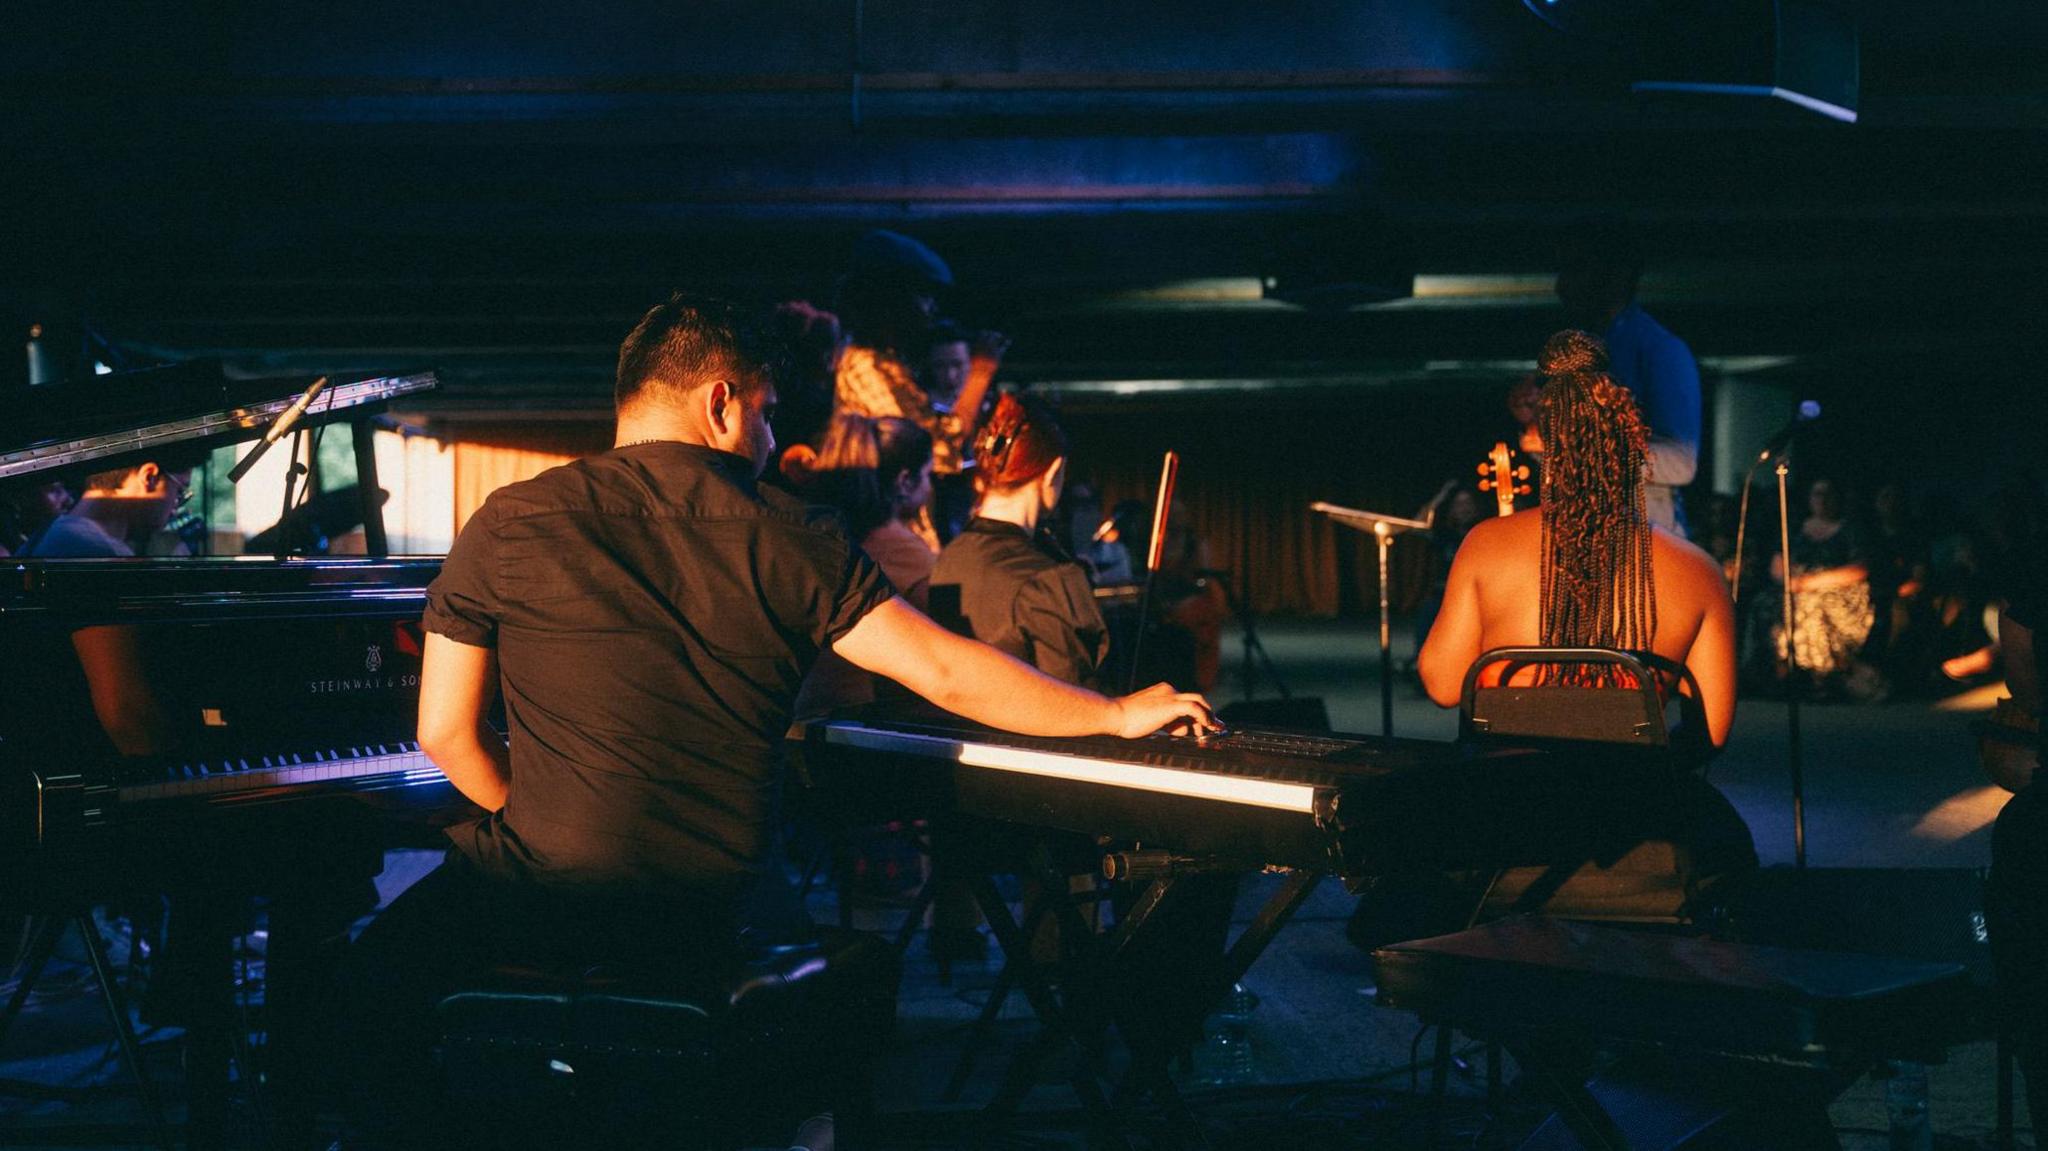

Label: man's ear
[704,380,735,435]
[137,462,164,492]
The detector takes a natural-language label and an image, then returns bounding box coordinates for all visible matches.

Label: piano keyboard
[113,742,444,805]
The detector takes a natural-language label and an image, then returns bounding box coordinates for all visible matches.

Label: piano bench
[1372,916,1976,1151]
[434,928,899,1151]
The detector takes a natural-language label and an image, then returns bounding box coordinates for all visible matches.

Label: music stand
[1311,501,1433,737]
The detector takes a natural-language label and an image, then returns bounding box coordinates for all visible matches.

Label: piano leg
[162,893,238,1151]
[265,878,377,1151]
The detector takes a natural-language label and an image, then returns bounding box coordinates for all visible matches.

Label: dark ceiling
[4,1,2044,419]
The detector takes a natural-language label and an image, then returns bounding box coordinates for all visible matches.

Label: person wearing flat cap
[833,229,1004,482]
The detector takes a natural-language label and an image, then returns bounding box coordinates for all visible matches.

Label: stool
[436,929,899,1151]
[1372,916,1975,1150]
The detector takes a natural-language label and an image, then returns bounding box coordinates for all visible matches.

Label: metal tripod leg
[77,913,176,1151]
[0,915,67,1048]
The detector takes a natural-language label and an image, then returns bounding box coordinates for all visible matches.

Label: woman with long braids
[1351,329,1754,948]
[1418,329,1737,747]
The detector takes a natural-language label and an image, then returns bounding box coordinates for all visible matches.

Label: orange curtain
[452,444,581,533]
[1061,387,1499,617]
[445,421,612,533]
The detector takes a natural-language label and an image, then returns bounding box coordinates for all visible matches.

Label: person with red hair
[931,393,1108,687]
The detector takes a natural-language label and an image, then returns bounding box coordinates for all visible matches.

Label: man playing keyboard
[337,294,1215,1150]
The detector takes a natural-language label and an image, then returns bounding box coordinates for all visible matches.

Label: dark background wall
[4,1,2043,608]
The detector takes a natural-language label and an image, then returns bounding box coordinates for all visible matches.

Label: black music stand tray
[1311,501,1433,738]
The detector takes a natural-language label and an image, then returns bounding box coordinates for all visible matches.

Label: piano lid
[0,362,437,482]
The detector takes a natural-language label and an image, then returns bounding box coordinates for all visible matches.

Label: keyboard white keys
[117,744,441,804]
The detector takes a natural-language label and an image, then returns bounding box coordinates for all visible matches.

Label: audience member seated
[1864,479,1936,694]
[1748,477,1882,700]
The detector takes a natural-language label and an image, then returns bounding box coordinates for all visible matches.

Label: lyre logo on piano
[366,644,384,674]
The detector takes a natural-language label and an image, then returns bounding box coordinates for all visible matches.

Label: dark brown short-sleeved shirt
[424,442,894,894]
[931,517,1109,690]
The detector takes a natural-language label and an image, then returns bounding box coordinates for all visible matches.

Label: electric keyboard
[790,708,1668,879]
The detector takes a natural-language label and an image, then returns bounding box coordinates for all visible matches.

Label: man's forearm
[916,629,1120,736]
[426,721,511,812]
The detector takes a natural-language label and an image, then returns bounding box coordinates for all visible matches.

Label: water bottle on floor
[1194,982,1259,1085]
[1883,1059,1931,1151]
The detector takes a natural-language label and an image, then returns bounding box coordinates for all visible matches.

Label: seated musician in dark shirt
[339,296,1215,1149]
[931,392,1109,686]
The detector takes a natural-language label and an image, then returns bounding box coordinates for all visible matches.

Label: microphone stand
[1774,454,1808,871]
[276,424,313,561]
[1729,438,1809,871]
[1211,569,1290,701]
[226,376,332,560]
[1311,501,1433,738]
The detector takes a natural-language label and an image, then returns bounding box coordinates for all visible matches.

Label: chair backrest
[1459,647,1709,763]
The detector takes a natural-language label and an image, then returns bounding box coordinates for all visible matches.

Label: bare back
[1416,508,1737,746]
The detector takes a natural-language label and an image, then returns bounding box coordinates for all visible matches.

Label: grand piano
[0,363,462,1149]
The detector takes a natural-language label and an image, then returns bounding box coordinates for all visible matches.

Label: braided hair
[1535,330,1657,673]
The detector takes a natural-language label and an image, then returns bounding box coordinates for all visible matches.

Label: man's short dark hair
[614,293,784,411]
[80,441,213,493]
